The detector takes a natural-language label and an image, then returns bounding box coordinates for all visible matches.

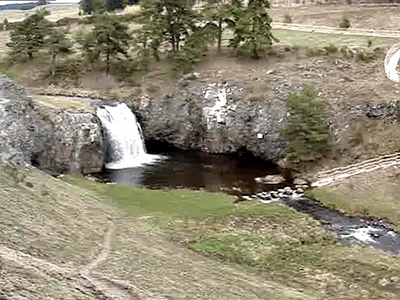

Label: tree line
[79,0,139,14]
[5,0,276,80]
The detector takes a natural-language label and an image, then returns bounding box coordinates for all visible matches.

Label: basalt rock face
[0,77,36,166]
[0,75,103,174]
[133,77,291,162]
[32,111,103,175]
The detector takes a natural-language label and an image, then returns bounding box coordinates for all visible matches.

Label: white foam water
[341,226,380,244]
[96,103,161,169]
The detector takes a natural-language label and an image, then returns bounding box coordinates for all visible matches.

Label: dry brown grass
[32,94,93,111]
[0,4,80,23]
[0,166,112,266]
[272,5,400,30]
[313,165,400,229]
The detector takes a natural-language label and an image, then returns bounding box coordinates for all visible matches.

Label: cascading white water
[96,103,159,169]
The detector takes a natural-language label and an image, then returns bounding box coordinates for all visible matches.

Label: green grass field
[65,174,400,300]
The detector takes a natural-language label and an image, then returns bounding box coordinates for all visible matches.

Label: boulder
[255,174,286,185]
[294,178,309,187]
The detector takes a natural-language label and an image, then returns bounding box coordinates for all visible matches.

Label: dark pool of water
[100,150,290,195]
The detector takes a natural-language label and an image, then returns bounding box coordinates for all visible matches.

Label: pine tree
[6,9,51,60]
[281,86,332,167]
[80,0,93,14]
[229,0,277,59]
[203,0,236,53]
[45,28,72,78]
[79,15,130,74]
[106,0,125,11]
[138,0,199,54]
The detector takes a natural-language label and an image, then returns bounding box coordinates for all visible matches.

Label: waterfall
[96,103,159,169]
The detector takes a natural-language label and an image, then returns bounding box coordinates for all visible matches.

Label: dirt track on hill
[0,221,141,300]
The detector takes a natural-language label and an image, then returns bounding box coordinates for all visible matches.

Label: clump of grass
[349,128,364,146]
[355,49,376,62]
[324,44,338,54]
[246,92,265,103]
[283,13,293,23]
[340,46,354,58]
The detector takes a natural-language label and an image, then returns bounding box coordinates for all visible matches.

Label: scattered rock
[350,101,400,124]
[277,158,289,168]
[255,174,285,184]
[248,185,305,203]
[293,178,309,186]
[379,278,390,287]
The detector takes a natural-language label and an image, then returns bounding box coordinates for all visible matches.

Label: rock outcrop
[32,111,103,174]
[0,75,103,174]
[133,76,292,162]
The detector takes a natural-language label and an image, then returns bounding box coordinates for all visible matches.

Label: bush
[56,17,78,27]
[338,17,350,29]
[281,85,332,167]
[324,44,338,54]
[41,58,84,87]
[355,49,375,62]
[283,13,293,23]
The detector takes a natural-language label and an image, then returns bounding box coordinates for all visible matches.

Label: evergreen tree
[80,0,93,14]
[79,15,130,74]
[138,0,199,54]
[281,86,332,167]
[106,0,125,11]
[45,28,72,78]
[203,0,236,53]
[6,9,51,60]
[229,0,277,59]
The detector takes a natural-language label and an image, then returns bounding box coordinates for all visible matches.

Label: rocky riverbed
[241,185,400,255]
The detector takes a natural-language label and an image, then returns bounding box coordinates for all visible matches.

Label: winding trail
[312,153,400,187]
[0,221,140,300]
[272,22,400,38]
[80,221,139,300]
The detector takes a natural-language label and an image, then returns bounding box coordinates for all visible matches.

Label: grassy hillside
[2,162,399,299]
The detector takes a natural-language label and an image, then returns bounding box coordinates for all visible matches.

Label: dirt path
[273,22,400,38]
[312,153,400,187]
[0,221,139,300]
[80,221,139,300]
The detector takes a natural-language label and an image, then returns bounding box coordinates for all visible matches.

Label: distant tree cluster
[79,0,137,14]
[6,0,276,80]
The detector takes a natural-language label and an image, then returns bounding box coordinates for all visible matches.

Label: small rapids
[244,188,400,255]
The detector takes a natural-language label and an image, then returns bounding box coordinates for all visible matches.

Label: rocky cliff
[133,75,291,162]
[0,75,103,174]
